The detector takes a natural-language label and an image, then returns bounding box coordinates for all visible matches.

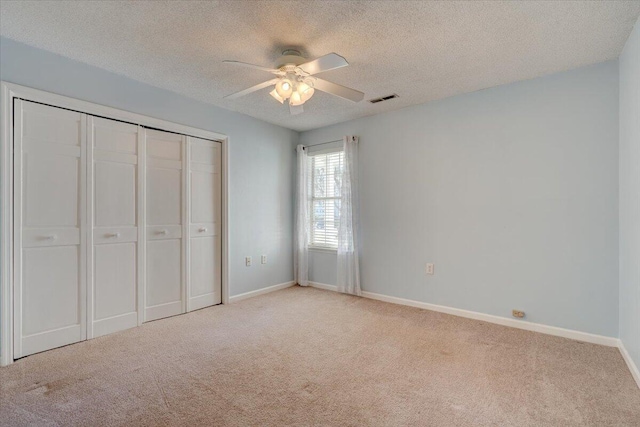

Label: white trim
[1,82,227,142]
[181,134,188,314]
[308,246,337,254]
[184,137,192,312]
[221,138,230,305]
[86,116,94,338]
[136,125,146,326]
[182,136,194,313]
[1,83,13,367]
[79,113,88,342]
[307,282,338,291]
[0,81,230,366]
[10,99,22,359]
[229,281,295,303]
[619,341,640,389]
[308,282,619,347]
[306,145,343,156]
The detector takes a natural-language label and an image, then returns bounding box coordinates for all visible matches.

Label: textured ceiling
[1,1,639,132]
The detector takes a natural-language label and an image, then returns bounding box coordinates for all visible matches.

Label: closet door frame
[0,82,229,366]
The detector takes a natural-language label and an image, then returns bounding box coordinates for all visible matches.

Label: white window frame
[308,147,344,251]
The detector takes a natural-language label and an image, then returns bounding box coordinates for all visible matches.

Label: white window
[308,149,344,249]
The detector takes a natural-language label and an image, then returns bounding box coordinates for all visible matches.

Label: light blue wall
[0,37,298,299]
[308,250,339,286]
[619,18,640,373]
[301,61,620,337]
[0,35,627,348]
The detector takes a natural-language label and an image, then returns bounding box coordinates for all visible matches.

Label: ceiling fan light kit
[224,50,365,115]
[275,78,294,99]
[269,89,285,104]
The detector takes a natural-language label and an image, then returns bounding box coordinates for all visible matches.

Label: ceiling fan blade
[223,60,281,74]
[313,78,364,102]
[298,53,349,75]
[290,103,304,115]
[224,78,279,100]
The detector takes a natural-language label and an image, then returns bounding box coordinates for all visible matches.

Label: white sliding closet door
[188,137,222,311]
[87,117,142,338]
[144,129,186,321]
[13,100,87,358]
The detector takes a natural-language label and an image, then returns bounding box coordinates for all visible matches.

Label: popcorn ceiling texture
[1,0,639,131]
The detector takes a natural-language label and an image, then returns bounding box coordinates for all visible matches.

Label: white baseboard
[306,282,337,292]
[229,281,295,303]
[619,341,640,389]
[308,282,618,347]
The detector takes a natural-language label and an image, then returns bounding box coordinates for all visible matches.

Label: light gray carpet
[1,286,639,426]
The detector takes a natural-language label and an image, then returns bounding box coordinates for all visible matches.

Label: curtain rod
[300,139,342,150]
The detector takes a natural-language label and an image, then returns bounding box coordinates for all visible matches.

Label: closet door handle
[198,227,207,233]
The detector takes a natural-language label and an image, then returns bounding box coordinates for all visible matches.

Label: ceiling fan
[223,50,364,115]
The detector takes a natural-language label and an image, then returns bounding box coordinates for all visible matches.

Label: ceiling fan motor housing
[275,50,307,70]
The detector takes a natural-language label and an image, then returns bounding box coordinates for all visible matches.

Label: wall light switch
[426,263,434,275]
[245,256,252,267]
[261,255,267,264]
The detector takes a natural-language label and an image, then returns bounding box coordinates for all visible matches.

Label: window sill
[309,246,337,254]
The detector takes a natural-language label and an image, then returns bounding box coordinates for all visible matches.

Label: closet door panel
[147,225,182,241]
[146,239,182,304]
[94,162,136,227]
[187,137,222,311]
[14,100,86,359]
[88,117,140,338]
[94,123,137,153]
[23,246,79,335]
[22,104,82,144]
[93,227,137,244]
[24,153,79,226]
[22,228,79,247]
[145,129,185,321]
[191,169,218,224]
[190,141,216,164]
[94,243,136,320]
[147,167,182,225]
[148,138,182,160]
[189,236,220,307]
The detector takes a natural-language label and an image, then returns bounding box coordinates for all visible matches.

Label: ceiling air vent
[369,94,399,104]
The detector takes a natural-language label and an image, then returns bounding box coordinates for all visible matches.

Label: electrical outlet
[512,310,525,318]
[261,255,267,264]
[426,263,434,275]
[245,256,252,267]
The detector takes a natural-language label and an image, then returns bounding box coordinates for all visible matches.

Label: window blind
[309,149,344,249]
